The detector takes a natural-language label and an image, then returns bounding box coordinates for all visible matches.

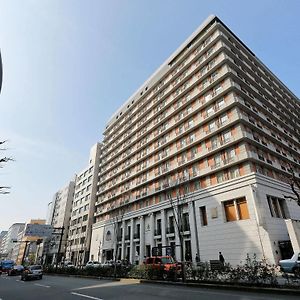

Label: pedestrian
[195,253,200,264]
[219,251,225,265]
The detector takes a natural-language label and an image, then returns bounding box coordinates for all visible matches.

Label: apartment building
[90,15,300,266]
[67,143,102,266]
[0,231,8,259]
[45,180,75,265]
[1,223,25,259]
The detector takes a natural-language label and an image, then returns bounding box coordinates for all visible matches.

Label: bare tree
[0,140,13,194]
[112,208,125,277]
[167,176,191,282]
[284,171,300,206]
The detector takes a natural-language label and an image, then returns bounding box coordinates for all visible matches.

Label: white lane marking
[16,279,20,282]
[34,283,51,288]
[71,292,103,300]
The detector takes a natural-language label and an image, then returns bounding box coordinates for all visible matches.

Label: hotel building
[90,15,300,265]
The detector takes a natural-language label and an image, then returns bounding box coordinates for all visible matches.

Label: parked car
[8,265,24,276]
[279,252,300,275]
[144,256,181,280]
[85,261,101,268]
[21,265,43,281]
[63,261,75,268]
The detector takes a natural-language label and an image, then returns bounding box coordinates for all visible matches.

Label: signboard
[166,246,172,256]
[151,246,162,256]
[24,224,53,238]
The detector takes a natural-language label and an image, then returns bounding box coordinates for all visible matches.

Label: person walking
[219,251,225,265]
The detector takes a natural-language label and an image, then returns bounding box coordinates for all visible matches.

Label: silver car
[21,265,43,281]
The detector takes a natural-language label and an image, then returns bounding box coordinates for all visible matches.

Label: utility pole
[21,241,31,265]
[13,240,31,265]
[53,226,64,271]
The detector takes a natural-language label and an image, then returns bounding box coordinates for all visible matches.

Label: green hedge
[44,255,280,286]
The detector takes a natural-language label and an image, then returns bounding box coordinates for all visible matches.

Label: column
[188,202,198,263]
[161,209,166,254]
[149,213,155,251]
[121,220,125,260]
[129,218,134,263]
[139,216,145,263]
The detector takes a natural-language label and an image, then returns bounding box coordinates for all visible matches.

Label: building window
[267,195,289,219]
[200,206,208,226]
[224,197,250,222]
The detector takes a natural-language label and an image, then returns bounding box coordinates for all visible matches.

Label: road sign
[24,224,53,237]
[166,246,172,256]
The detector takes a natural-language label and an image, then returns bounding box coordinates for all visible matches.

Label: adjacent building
[90,15,300,266]
[16,219,46,265]
[67,143,102,266]
[0,231,8,259]
[1,223,25,259]
[45,180,75,264]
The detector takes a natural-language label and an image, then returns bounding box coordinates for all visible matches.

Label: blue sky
[0,0,299,231]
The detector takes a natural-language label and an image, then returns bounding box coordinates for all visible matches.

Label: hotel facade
[90,15,300,266]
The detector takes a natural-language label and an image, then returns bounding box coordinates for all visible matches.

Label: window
[224,197,250,222]
[223,130,231,143]
[267,195,288,219]
[220,114,228,125]
[200,206,208,226]
[224,200,237,221]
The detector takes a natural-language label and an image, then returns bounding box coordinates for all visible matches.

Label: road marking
[71,292,103,300]
[34,283,51,288]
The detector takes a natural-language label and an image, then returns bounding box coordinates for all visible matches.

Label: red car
[144,256,181,280]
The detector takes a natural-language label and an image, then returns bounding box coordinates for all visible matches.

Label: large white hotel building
[90,15,300,265]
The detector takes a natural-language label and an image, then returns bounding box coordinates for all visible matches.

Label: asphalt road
[0,274,299,300]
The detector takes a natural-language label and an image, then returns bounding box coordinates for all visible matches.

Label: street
[0,274,299,300]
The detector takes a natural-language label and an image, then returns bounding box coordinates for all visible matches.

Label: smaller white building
[1,223,25,260]
[45,180,75,265]
[67,143,102,266]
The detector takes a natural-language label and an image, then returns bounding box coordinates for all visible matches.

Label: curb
[140,279,300,295]
[45,273,121,281]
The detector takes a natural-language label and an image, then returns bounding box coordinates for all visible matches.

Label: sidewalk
[46,272,300,295]
[140,278,300,296]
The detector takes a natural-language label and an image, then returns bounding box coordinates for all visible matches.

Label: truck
[0,260,15,274]
[279,253,300,276]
